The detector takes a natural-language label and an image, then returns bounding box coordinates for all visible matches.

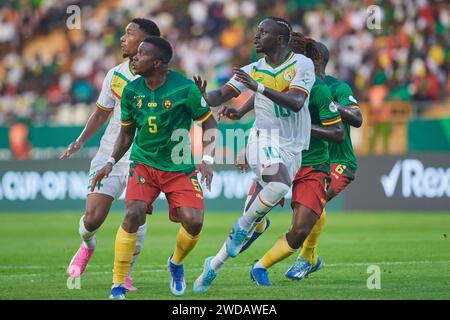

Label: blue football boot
[193,256,217,293]
[109,284,128,299]
[168,255,186,296]
[226,219,249,257]
[250,260,273,286]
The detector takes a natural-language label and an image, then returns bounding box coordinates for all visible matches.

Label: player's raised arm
[310,85,345,144]
[187,82,219,191]
[311,119,344,144]
[90,123,136,192]
[232,56,314,113]
[337,104,363,128]
[60,109,111,160]
[198,115,218,191]
[60,69,115,160]
[218,94,255,121]
[90,83,137,192]
[335,83,362,127]
[193,75,240,107]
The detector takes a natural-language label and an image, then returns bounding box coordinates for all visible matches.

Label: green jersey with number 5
[120,70,212,173]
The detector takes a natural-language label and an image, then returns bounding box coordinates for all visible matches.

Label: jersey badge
[283,71,293,81]
[163,99,172,110]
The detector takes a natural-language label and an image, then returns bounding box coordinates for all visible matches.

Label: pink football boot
[67,242,95,277]
[125,276,138,291]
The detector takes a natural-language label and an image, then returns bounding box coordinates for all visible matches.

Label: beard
[122,52,129,58]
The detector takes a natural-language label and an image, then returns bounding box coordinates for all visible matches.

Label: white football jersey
[227,52,315,153]
[90,60,139,174]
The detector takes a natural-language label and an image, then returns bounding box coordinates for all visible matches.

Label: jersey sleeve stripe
[121,120,134,126]
[195,110,213,123]
[322,116,342,126]
[289,85,309,95]
[111,90,121,100]
[345,105,360,109]
[226,82,241,95]
[95,102,113,112]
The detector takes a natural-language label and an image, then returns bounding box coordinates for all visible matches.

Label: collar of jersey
[264,51,294,69]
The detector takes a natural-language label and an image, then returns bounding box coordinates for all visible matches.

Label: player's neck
[265,49,291,67]
[317,70,326,80]
[144,69,169,90]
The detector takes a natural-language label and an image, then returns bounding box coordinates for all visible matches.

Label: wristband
[107,157,116,166]
[257,83,265,94]
[202,154,214,165]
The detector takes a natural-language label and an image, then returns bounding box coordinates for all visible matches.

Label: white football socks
[210,182,290,272]
[210,243,229,271]
[79,215,97,249]
[239,181,290,230]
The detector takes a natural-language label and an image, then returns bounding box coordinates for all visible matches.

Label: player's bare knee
[262,163,291,186]
[286,230,304,249]
[186,222,202,236]
[123,202,146,232]
[180,208,203,236]
[83,211,103,231]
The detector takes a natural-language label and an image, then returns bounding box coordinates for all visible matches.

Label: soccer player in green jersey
[90,36,218,299]
[61,19,160,291]
[319,42,363,200]
[285,40,363,280]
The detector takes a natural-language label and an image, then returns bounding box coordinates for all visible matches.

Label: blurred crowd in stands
[0,0,449,125]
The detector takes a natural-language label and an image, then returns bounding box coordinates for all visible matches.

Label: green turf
[1,211,449,300]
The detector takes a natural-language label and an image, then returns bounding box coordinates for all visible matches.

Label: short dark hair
[143,36,173,64]
[316,42,329,67]
[131,18,160,37]
[267,16,292,43]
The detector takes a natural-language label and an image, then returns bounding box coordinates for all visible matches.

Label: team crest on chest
[134,96,145,109]
[284,70,294,81]
[163,99,172,109]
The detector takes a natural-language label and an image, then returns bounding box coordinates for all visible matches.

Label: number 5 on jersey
[148,116,157,133]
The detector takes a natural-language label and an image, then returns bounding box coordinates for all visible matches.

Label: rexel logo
[381,160,450,198]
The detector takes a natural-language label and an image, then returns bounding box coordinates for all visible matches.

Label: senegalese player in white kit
[192,17,315,292]
[60,19,160,291]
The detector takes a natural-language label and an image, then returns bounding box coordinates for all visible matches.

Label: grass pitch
[1,211,449,300]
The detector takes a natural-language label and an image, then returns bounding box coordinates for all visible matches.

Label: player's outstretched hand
[197,161,213,192]
[218,106,243,121]
[90,163,113,192]
[233,67,257,91]
[60,140,83,160]
[193,76,207,94]
[235,149,249,173]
